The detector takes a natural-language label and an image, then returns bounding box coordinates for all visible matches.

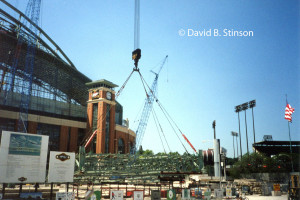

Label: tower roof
[86,79,118,89]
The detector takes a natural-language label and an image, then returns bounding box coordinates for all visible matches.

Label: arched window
[118,138,125,154]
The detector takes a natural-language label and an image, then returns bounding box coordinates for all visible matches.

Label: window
[105,104,110,153]
[118,138,125,154]
[0,118,15,142]
[37,123,60,151]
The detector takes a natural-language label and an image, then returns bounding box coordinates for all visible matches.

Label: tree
[229,152,296,178]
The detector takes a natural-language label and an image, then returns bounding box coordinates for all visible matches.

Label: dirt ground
[244,194,288,200]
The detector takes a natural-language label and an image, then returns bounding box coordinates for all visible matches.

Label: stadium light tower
[249,100,256,152]
[235,105,243,160]
[241,102,250,156]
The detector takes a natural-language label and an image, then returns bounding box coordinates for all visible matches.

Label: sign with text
[56,192,75,200]
[0,131,48,183]
[167,189,176,200]
[151,190,161,200]
[214,189,223,200]
[110,190,123,200]
[204,190,211,200]
[48,151,75,182]
[20,192,42,199]
[182,189,190,199]
[226,187,232,197]
[133,191,144,200]
[273,184,280,191]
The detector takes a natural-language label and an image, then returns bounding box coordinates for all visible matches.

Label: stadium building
[0,1,135,154]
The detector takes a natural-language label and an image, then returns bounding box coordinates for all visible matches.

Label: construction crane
[132,0,141,70]
[134,55,168,153]
[3,0,41,132]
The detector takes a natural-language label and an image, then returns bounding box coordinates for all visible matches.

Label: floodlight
[249,100,256,108]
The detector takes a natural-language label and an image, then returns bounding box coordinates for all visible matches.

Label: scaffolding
[0,1,91,122]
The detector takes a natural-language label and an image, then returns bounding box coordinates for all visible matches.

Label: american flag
[285,104,295,122]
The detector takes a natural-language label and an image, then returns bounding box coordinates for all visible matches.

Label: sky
[3,0,299,158]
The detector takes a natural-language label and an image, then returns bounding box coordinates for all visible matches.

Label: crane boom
[134,56,168,153]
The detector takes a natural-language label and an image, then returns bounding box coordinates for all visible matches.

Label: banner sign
[20,193,42,199]
[48,151,75,182]
[110,190,123,200]
[56,192,75,200]
[182,189,190,199]
[86,190,101,200]
[214,189,223,200]
[204,190,211,200]
[226,187,232,197]
[194,188,202,199]
[167,189,176,200]
[151,190,161,200]
[0,131,48,183]
[133,191,144,200]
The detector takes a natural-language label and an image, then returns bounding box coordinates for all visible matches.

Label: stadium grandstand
[0,0,134,153]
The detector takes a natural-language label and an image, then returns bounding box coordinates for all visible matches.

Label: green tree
[229,152,295,178]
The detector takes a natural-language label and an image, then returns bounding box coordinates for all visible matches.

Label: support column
[109,104,116,153]
[60,126,69,152]
[27,121,37,134]
[69,127,78,152]
[96,102,105,154]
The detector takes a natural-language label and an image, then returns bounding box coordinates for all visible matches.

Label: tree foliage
[229,152,297,178]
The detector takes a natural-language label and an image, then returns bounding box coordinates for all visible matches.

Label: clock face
[106,91,112,100]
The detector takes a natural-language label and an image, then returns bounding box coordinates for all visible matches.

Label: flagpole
[287,121,294,172]
[286,94,294,172]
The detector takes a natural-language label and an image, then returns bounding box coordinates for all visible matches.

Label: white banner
[214,189,223,200]
[48,151,75,183]
[110,190,123,200]
[133,191,144,200]
[0,131,48,183]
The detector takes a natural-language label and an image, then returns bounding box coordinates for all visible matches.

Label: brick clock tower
[86,79,118,154]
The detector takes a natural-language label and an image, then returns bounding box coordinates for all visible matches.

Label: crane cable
[152,107,171,153]
[152,108,166,154]
[135,69,191,154]
[157,100,197,153]
[115,70,134,98]
[137,70,149,99]
[156,100,189,154]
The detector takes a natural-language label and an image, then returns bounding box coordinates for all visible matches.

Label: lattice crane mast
[134,55,168,153]
[4,0,42,132]
[18,0,41,132]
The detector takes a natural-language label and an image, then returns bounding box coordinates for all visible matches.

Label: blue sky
[5,0,299,157]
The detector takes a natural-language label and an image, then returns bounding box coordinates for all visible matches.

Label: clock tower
[86,79,118,154]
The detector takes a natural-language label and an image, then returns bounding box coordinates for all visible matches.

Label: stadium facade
[0,1,135,153]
